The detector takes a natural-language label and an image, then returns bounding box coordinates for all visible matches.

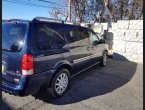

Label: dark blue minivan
[2,17,108,97]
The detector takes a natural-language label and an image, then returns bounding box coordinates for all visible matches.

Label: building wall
[106,20,143,63]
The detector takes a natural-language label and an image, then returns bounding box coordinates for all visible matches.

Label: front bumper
[2,69,55,96]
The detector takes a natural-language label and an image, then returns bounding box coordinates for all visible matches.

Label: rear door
[65,26,91,74]
[30,22,68,74]
[2,22,29,84]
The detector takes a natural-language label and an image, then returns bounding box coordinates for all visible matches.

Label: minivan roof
[5,17,77,23]
[3,17,75,24]
[3,17,90,29]
[3,19,30,24]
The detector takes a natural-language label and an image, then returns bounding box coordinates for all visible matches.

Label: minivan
[2,17,109,97]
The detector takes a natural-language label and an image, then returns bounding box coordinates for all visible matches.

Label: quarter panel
[32,49,69,74]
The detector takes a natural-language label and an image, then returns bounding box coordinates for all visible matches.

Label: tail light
[21,54,34,76]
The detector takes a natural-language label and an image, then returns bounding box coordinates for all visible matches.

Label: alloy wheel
[54,73,69,94]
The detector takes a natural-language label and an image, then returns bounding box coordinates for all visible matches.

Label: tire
[100,52,107,66]
[47,69,70,98]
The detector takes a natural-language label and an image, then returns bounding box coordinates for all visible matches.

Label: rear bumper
[2,69,56,96]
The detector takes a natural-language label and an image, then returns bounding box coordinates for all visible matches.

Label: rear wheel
[100,52,107,66]
[47,69,70,98]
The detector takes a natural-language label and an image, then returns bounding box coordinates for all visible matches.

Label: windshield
[2,23,27,52]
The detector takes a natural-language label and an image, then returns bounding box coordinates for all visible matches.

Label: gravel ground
[2,58,143,110]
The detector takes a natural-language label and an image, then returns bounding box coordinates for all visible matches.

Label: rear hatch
[2,21,29,84]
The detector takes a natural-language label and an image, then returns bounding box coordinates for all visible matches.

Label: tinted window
[2,23,27,52]
[89,30,99,45]
[65,27,89,43]
[34,24,65,51]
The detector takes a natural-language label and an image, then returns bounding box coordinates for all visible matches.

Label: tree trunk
[138,4,143,19]
[103,0,113,21]
[128,0,136,20]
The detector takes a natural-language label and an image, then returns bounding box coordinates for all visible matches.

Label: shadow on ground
[113,53,129,61]
[33,55,137,105]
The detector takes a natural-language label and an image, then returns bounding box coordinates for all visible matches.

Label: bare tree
[139,5,143,19]
[136,0,143,19]
[48,0,67,20]
[71,0,87,23]
[48,0,143,22]
[127,0,136,19]
[49,8,66,20]
[103,0,113,21]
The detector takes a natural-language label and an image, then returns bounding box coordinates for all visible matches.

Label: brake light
[21,54,34,76]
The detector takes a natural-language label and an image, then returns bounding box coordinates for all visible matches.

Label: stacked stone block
[106,20,143,63]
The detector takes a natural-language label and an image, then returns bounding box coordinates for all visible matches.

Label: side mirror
[92,40,99,46]
[99,39,105,44]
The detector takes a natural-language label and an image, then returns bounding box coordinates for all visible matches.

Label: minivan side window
[66,27,89,43]
[89,30,100,45]
[35,24,65,51]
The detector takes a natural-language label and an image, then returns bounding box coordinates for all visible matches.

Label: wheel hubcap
[55,73,68,94]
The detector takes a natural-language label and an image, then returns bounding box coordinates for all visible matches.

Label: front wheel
[100,52,107,66]
[47,69,70,98]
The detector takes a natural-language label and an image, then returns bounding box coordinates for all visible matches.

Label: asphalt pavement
[2,58,143,110]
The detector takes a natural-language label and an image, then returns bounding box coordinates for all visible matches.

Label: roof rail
[32,17,77,25]
[8,19,30,22]
[32,17,64,23]
[2,19,8,22]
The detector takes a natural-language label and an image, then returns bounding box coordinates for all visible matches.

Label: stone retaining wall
[106,20,143,63]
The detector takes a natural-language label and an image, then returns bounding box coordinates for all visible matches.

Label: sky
[2,0,65,20]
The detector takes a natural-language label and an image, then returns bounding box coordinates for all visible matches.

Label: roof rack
[8,19,30,22]
[32,17,63,23]
[2,19,8,22]
[32,17,76,25]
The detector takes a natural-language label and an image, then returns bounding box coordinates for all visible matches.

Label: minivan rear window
[2,23,27,52]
